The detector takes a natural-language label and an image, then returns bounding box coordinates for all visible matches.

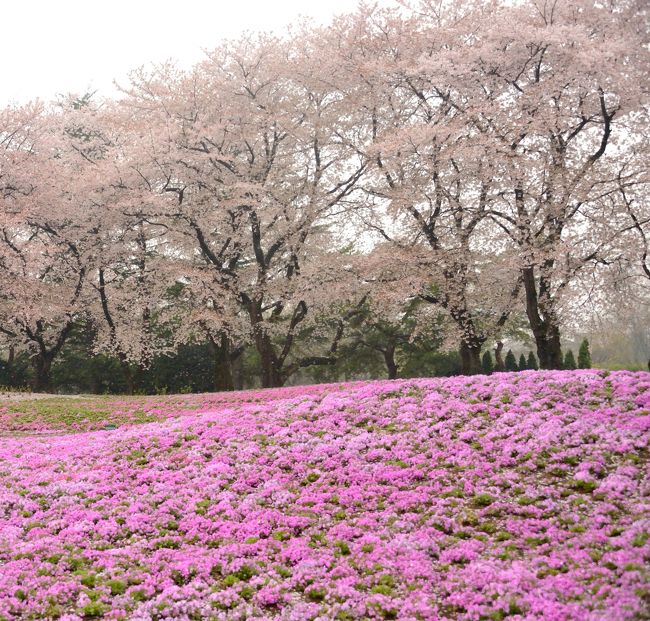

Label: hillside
[0,370,648,620]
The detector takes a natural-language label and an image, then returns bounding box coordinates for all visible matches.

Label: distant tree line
[0,322,595,394]
[480,339,592,376]
[0,315,464,393]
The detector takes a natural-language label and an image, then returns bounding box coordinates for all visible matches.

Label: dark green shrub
[481,350,494,375]
[564,350,577,370]
[578,339,592,369]
[505,350,518,372]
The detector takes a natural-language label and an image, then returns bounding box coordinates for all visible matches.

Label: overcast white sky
[1,0,366,106]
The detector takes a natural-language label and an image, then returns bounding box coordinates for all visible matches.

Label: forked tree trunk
[532,324,563,370]
[29,322,75,393]
[449,300,485,375]
[246,295,351,389]
[522,267,563,369]
[247,298,285,388]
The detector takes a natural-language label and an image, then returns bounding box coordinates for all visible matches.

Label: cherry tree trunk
[383,346,398,380]
[208,334,235,392]
[31,355,53,393]
[459,340,483,375]
[449,302,485,375]
[119,360,136,395]
[247,299,284,388]
[494,342,505,372]
[522,267,563,370]
[258,335,284,388]
[532,325,563,370]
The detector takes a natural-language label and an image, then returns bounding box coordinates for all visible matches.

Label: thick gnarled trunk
[208,333,236,392]
[532,323,563,370]
[31,353,54,393]
[459,340,483,375]
[27,320,76,393]
[257,332,284,388]
[245,294,353,389]
[246,298,284,388]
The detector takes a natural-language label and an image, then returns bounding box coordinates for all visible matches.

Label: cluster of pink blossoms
[0,370,648,620]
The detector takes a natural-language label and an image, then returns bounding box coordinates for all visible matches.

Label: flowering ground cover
[0,383,347,434]
[0,370,648,620]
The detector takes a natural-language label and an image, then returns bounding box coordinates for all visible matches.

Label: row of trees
[481,338,592,374]
[0,314,466,393]
[0,0,648,392]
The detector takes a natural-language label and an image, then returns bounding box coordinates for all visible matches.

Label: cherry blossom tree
[326,3,524,373]
[455,0,650,368]
[117,33,368,387]
[331,0,650,371]
[0,103,93,391]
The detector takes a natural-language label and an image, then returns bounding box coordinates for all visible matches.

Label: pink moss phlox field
[0,370,648,620]
[0,383,354,434]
